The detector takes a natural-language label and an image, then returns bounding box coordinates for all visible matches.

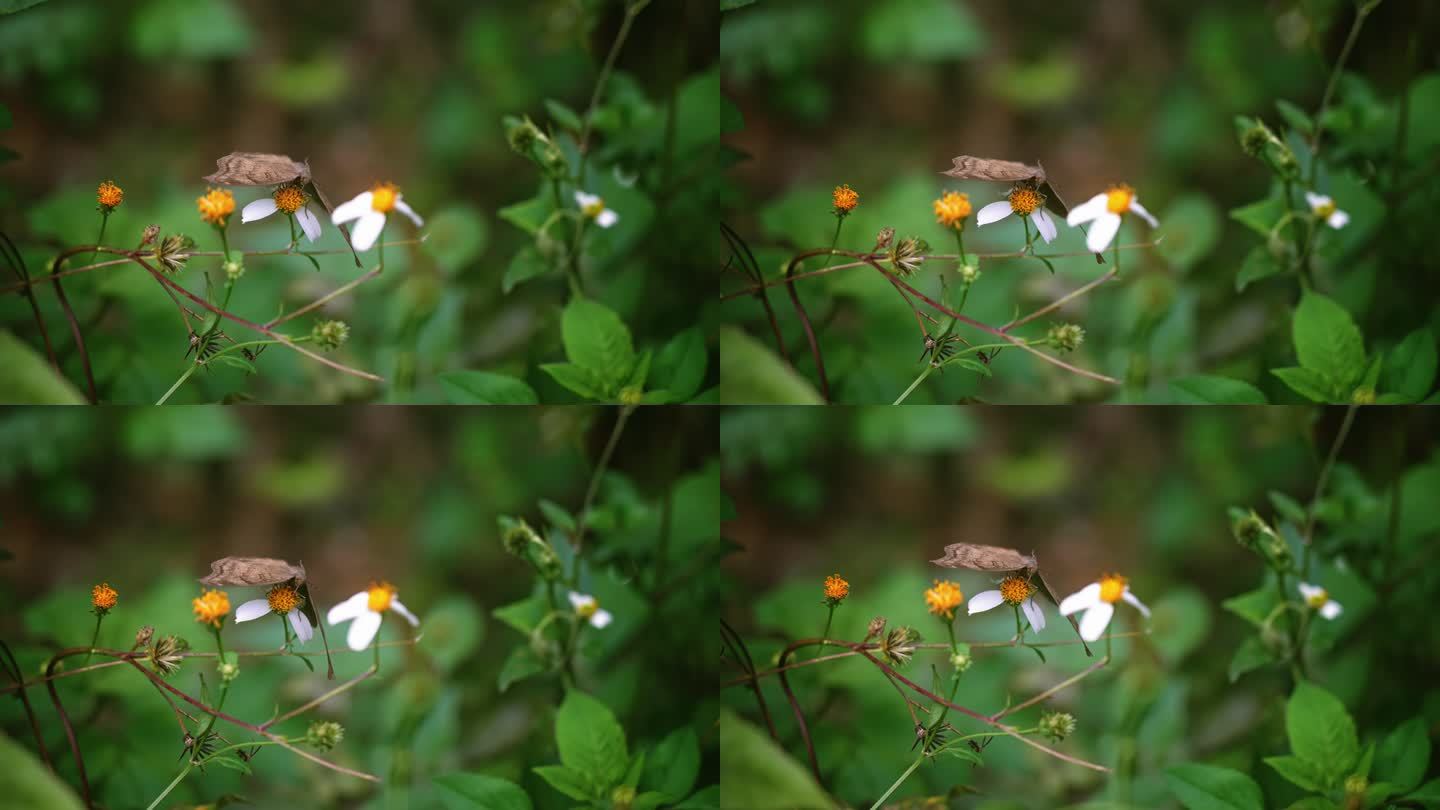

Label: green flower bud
[958,264,980,285]
[611,785,637,810]
[223,259,244,281]
[311,320,350,351]
[305,720,345,751]
[1047,323,1085,353]
[1039,711,1077,742]
[217,660,240,683]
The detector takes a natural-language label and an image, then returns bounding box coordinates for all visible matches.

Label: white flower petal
[327,591,370,625]
[1031,210,1058,243]
[574,191,600,208]
[1305,192,1328,209]
[390,598,420,627]
[1022,597,1047,632]
[345,610,383,651]
[590,609,613,629]
[296,206,322,243]
[394,197,424,227]
[1320,600,1342,620]
[1129,199,1158,227]
[1297,582,1324,601]
[349,212,387,252]
[976,200,1013,226]
[241,198,279,224]
[1079,601,1115,642]
[1328,210,1349,229]
[1066,193,1109,226]
[290,609,314,643]
[596,209,618,228]
[331,192,374,225]
[1121,588,1150,618]
[1059,583,1101,616]
[967,590,1005,614]
[1085,213,1122,253]
[568,592,592,610]
[235,599,273,623]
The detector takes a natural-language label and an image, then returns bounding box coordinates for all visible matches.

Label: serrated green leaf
[652,328,707,402]
[1231,194,1286,237]
[439,371,539,404]
[1375,717,1429,793]
[1292,293,1366,389]
[1286,681,1359,781]
[533,765,596,801]
[1382,328,1437,402]
[1265,755,1329,792]
[1170,375,1267,404]
[555,690,629,791]
[497,645,547,692]
[562,298,635,385]
[1165,763,1264,810]
[499,195,555,235]
[1228,635,1276,682]
[541,362,610,400]
[1272,366,1339,403]
[1236,245,1285,292]
[643,727,700,801]
[502,245,556,293]
[434,773,534,810]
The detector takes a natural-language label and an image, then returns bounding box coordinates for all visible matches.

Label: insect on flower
[968,575,1047,631]
[242,183,324,243]
[234,583,315,643]
[933,542,1092,655]
[204,151,361,267]
[976,183,1059,245]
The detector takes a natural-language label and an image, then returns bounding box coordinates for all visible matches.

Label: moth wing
[942,156,1043,183]
[931,542,1033,571]
[297,579,335,680]
[198,556,303,586]
[204,152,305,186]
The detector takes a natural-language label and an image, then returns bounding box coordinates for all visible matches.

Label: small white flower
[1304,192,1350,230]
[331,182,424,251]
[976,185,1058,245]
[568,591,613,629]
[241,183,324,243]
[967,575,1046,632]
[1065,184,1159,253]
[326,581,420,650]
[574,191,619,228]
[234,584,314,643]
[1059,572,1150,642]
[1298,582,1343,620]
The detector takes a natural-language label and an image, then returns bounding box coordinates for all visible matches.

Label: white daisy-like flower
[1298,582,1342,620]
[1059,572,1150,642]
[574,191,619,228]
[330,182,424,252]
[976,185,1059,245]
[1065,184,1159,253]
[967,575,1046,632]
[241,183,324,243]
[326,581,420,650]
[234,583,314,643]
[1304,192,1350,230]
[568,591,613,629]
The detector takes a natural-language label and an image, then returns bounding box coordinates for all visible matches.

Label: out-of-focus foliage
[719,0,1440,404]
[720,405,1440,808]
[0,406,719,808]
[0,0,718,404]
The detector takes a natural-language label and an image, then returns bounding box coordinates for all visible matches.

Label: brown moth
[940,156,1106,264]
[203,152,362,268]
[932,543,1093,656]
[198,556,335,679]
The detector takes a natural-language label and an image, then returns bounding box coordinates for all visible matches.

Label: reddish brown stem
[44,655,92,808]
[784,249,835,402]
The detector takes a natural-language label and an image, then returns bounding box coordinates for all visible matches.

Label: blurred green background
[720,0,1440,404]
[720,405,1440,808]
[0,0,718,403]
[0,405,719,808]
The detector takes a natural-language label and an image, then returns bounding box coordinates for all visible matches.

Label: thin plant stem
[572,404,635,562]
[85,614,103,664]
[90,212,108,266]
[869,754,924,810]
[156,362,201,405]
[1309,0,1382,182]
[818,216,845,271]
[893,364,935,404]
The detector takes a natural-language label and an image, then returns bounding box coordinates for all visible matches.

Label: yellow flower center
[273,184,308,215]
[1098,573,1127,604]
[197,188,236,226]
[1313,200,1336,219]
[1008,187,1044,216]
[193,589,231,627]
[97,181,124,209]
[367,582,396,612]
[823,574,850,601]
[576,599,599,620]
[92,583,118,610]
[267,584,303,614]
[933,191,972,228]
[581,197,607,219]
[1104,185,1135,214]
[925,580,964,618]
[370,183,398,213]
[1305,588,1329,609]
[998,576,1034,605]
[833,184,859,213]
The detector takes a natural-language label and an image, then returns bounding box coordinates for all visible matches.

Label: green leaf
[499,195,555,235]
[0,0,51,13]
[1284,799,1340,810]
[720,0,757,10]
[497,645,546,692]
[719,326,823,404]
[652,328,708,402]
[434,773,534,810]
[1231,193,1287,237]
[533,765,597,801]
[0,732,84,809]
[0,330,86,404]
[1272,366,1339,403]
[555,690,629,792]
[1276,99,1315,134]
[502,245,555,293]
[538,500,576,532]
[1222,585,1280,628]
[1382,328,1437,402]
[949,357,992,376]
[439,371,539,404]
[1228,635,1276,682]
[1265,755,1329,792]
[720,709,834,809]
[1407,778,1440,805]
[562,298,635,385]
[541,362,610,400]
[1286,681,1360,781]
[1164,763,1265,810]
[493,593,548,634]
[544,98,584,131]
[1170,375,1267,404]
[676,785,720,809]
[643,727,700,801]
[1375,717,1430,793]
[1236,245,1284,292]
[1292,293,1366,389]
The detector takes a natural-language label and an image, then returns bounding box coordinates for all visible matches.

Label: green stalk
[84,614,104,664]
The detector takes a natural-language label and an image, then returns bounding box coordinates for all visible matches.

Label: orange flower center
[367,582,396,612]
[92,583,118,610]
[998,576,1034,605]
[833,184,859,213]
[823,574,850,601]
[267,584,303,614]
[273,184,308,215]
[1098,573,1127,604]
[1104,185,1135,214]
[1008,187,1044,216]
[370,183,398,213]
[933,191,972,227]
[193,589,231,627]
[97,181,124,209]
[197,188,236,226]
[925,580,964,617]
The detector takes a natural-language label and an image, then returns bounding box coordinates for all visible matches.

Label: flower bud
[611,785,637,810]
[140,224,160,247]
[217,660,240,683]
[1047,323,1085,353]
[1039,711,1077,742]
[865,616,888,641]
[311,320,349,351]
[874,227,895,251]
[619,386,643,406]
[949,645,972,673]
[305,720,345,752]
[134,625,155,650]
[1231,510,1272,552]
[958,264,980,285]
[223,259,244,281]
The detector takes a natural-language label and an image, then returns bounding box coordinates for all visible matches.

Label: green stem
[1013,604,1025,645]
[1022,215,1033,253]
[90,212,109,266]
[288,213,298,249]
[576,0,645,184]
[147,763,193,810]
[155,363,201,405]
[893,364,935,405]
[870,754,925,810]
[154,338,296,405]
[818,216,845,271]
[85,614,104,664]
[1308,0,1380,184]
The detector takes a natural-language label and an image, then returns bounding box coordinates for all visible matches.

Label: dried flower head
[832,184,859,215]
[97,181,124,212]
[823,574,850,605]
[192,589,231,628]
[91,582,118,613]
[154,234,195,274]
[311,320,350,351]
[874,226,895,251]
[148,635,185,676]
[879,625,920,666]
[865,615,888,641]
[925,580,964,620]
[140,224,160,247]
[888,236,927,278]
[933,191,972,229]
[133,625,154,650]
[1047,323,1085,353]
[196,188,236,227]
